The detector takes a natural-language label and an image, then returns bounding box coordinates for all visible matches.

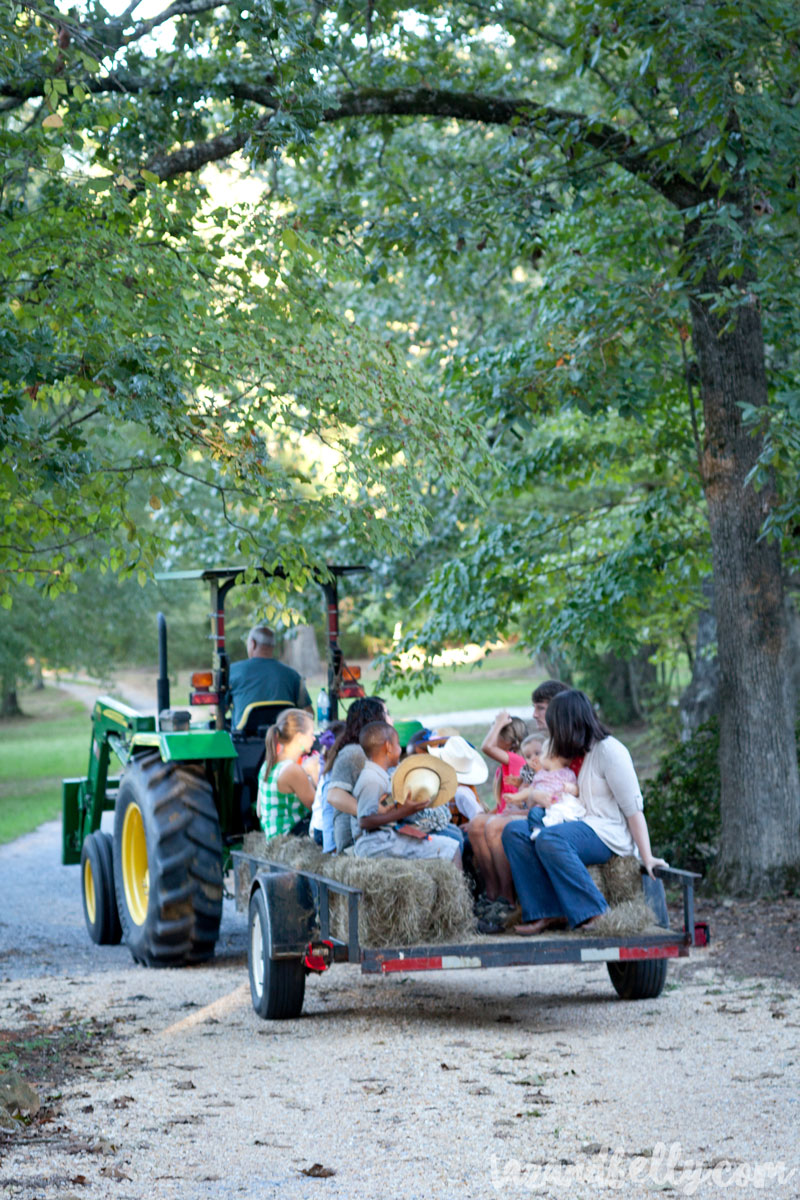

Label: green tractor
[62,565,365,967]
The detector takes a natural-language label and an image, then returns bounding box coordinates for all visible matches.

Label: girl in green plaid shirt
[256,708,318,837]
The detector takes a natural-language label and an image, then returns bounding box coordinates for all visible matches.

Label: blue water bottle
[316,687,330,724]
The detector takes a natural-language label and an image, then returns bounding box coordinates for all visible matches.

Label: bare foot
[513,917,568,936]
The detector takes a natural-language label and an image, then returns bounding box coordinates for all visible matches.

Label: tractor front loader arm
[62,698,156,865]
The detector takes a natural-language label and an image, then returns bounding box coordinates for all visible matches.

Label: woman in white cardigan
[502,690,666,935]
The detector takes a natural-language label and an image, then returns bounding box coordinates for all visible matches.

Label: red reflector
[618,945,680,961]
[339,685,366,699]
[304,940,334,973]
[381,956,443,973]
[190,692,219,705]
[694,922,710,946]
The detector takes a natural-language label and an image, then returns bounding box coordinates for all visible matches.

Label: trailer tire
[81,831,122,945]
[248,887,305,1019]
[113,752,223,967]
[607,957,668,1000]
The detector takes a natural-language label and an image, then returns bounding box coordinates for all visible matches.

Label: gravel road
[1,818,799,1200]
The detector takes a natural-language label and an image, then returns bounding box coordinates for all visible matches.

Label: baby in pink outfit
[507,736,585,838]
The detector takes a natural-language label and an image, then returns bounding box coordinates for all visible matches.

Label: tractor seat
[231,702,294,831]
[234,700,295,738]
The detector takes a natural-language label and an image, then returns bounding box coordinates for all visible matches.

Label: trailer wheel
[80,831,122,945]
[248,887,305,1019]
[607,957,668,1000]
[113,753,223,967]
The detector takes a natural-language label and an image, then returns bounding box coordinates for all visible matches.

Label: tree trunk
[690,280,800,894]
[589,648,657,725]
[2,673,22,717]
[680,583,800,742]
[679,578,720,738]
[280,624,321,678]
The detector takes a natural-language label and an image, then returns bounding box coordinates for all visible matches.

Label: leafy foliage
[3,0,800,887]
[643,721,722,874]
[0,4,484,607]
[645,717,800,880]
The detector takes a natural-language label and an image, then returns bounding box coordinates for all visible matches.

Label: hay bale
[328,856,440,946]
[240,832,475,947]
[588,855,643,906]
[237,839,655,944]
[578,898,659,937]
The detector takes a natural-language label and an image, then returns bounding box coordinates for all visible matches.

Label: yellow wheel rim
[83,858,96,925]
[121,802,149,926]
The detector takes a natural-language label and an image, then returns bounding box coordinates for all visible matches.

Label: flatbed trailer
[232,850,703,1019]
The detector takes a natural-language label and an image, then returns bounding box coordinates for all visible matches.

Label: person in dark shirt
[227,625,312,729]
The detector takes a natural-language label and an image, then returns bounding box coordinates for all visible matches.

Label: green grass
[0,688,90,844]
[306,648,545,718]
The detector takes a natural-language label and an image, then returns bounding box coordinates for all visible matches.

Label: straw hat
[427,735,488,786]
[391,756,457,808]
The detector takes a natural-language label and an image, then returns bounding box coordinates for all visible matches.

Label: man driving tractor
[227,624,313,728]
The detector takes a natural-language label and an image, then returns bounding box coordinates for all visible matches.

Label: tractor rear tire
[81,831,122,945]
[248,887,306,1019]
[113,752,223,967]
[607,957,668,1000]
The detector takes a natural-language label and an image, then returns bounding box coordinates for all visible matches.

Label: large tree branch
[0,68,278,110]
[147,85,707,205]
[324,88,705,208]
[4,64,705,209]
[146,115,272,181]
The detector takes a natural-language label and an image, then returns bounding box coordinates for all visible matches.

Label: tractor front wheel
[80,831,122,945]
[113,753,223,967]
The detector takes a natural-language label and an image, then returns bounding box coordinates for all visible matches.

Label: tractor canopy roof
[156,564,366,585]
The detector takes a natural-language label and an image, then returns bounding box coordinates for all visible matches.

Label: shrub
[642,720,721,874]
[644,717,800,876]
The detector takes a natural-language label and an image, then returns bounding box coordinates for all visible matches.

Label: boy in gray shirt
[353,722,461,864]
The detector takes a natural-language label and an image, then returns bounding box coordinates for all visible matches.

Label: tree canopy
[3,0,800,891]
[1,7,483,603]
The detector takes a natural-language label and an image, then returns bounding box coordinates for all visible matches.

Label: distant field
[0,689,89,844]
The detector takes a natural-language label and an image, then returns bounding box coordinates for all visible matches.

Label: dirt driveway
[1,820,799,1200]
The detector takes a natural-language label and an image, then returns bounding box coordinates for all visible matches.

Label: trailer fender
[251,868,316,958]
[641,872,669,928]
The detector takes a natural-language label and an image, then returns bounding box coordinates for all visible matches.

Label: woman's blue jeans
[501,819,613,928]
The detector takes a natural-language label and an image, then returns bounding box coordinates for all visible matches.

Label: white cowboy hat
[391,756,457,808]
[427,735,488,786]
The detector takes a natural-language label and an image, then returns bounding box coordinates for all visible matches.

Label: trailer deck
[233,850,702,1017]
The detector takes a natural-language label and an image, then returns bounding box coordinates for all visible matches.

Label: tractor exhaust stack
[156,612,170,719]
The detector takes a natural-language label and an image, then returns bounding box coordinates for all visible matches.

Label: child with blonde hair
[256,708,319,838]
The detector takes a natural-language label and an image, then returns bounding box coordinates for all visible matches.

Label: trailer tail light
[190,692,219,705]
[694,922,710,947]
[304,940,334,973]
